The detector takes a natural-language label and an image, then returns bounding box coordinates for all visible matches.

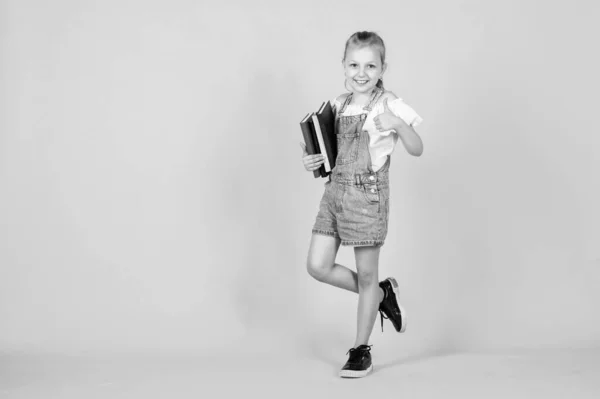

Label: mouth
[354,79,369,86]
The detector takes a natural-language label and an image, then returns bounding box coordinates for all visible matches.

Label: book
[300,112,321,178]
[299,100,337,178]
[315,100,336,174]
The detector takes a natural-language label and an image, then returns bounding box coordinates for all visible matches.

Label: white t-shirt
[331,95,423,172]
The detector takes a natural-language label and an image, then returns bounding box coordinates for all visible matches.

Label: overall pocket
[362,183,381,203]
[362,183,381,213]
[336,132,360,165]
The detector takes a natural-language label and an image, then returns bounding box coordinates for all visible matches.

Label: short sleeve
[388,98,423,127]
[331,97,341,115]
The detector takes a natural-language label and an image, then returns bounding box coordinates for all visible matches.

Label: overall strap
[338,93,354,114]
[364,87,384,112]
[339,87,383,114]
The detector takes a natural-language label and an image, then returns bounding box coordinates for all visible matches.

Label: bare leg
[306,233,384,298]
[353,245,383,347]
[306,233,358,293]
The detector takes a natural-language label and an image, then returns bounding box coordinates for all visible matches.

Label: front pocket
[362,183,380,202]
[359,184,380,214]
[336,132,360,165]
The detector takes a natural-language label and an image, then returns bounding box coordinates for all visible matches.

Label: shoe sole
[339,364,373,378]
[387,277,406,333]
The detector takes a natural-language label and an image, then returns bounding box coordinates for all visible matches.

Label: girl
[300,31,423,378]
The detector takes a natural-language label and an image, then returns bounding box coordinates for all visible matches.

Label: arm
[393,119,423,157]
[374,93,424,157]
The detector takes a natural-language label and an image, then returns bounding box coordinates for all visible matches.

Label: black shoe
[339,345,373,378]
[378,277,406,333]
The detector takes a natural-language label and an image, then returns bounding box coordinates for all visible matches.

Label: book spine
[300,116,321,178]
[312,114,330,176]
[318,117,336,173]
[310,119,327,177]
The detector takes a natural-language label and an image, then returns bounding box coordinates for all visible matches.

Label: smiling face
[343,45,386,94]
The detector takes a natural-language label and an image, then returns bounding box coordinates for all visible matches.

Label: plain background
[1,0,599,364]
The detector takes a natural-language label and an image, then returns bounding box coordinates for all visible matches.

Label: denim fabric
[312,88,391,247]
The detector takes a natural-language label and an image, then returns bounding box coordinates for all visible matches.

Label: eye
[349,63,357,67]
[368,64,376,69]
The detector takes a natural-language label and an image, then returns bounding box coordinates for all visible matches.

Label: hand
[374,97,406,132]
[300,142,326,172]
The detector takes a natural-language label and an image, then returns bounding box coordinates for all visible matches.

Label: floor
[2,347,599,398]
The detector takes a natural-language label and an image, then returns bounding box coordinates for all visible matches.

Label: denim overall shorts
[312,87,391,247]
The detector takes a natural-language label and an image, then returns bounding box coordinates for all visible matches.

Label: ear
[382,62,388,75]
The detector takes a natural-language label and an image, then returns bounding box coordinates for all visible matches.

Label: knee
[306,259,332,281]
[357,268,378,287]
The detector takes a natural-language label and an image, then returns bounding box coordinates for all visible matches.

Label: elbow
[409,146,424,157]
[408,135,423,157]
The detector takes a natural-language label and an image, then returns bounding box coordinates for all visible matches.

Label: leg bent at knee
[306,233,341,282]
[306,259,333,281]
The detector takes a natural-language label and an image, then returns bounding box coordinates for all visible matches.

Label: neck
[350,87,378,106]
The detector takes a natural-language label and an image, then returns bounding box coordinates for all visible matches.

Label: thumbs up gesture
[374,97,406,133]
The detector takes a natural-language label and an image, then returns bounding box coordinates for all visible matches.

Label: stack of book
[300,100,336,178]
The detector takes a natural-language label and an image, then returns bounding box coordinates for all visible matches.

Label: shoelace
[346,344,372,356]
[378,286,390,332]
[379,308,388,332]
